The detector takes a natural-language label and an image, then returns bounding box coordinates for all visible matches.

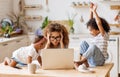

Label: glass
[50,36,61,41]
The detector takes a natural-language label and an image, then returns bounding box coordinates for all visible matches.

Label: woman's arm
[60,32,65,48]
[37,56,42,66]
[27,56,32,64]
[44,33,50,48]
[92,4,105,36]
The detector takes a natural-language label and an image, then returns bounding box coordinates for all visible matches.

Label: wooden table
[0,63,113,77]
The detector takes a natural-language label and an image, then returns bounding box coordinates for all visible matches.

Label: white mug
[28,64,36,74]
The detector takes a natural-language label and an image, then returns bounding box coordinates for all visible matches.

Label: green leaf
[41,16,49,29]
[68,19,74,28]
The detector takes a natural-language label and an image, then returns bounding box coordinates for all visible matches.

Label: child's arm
[37,56,42,66]
[89,3,94,19]
[27,56,32,64]
[92,4,105,36]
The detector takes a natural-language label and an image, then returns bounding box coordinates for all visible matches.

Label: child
[74,3,110,69]
[44,23,69,48]
[3,35,47,67]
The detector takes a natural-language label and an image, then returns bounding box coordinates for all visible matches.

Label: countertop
[0,35,28,44]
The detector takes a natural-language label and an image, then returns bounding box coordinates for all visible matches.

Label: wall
[0,0,13,20]
[13,0,120,34]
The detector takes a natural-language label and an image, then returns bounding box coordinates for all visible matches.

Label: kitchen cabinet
[0,35,29,62]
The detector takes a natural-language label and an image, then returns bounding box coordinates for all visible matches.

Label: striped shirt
[91,32,109,59]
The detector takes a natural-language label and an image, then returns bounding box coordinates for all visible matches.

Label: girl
[74,3,110,69]
[3,35,47,67]
[44,23,69,48]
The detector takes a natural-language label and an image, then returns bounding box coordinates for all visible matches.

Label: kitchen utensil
[46,0,49,12]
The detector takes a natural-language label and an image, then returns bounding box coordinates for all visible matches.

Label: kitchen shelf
[20,0,43,21]
[109,24,120,27]
[99,0,120,2]
[24,5,42,10]
[24,16,42,21]
[72,5,89,8]
[109,32,120,35]
[111,5,120,10]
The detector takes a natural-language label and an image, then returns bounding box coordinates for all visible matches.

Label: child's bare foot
[74,61,82,70]
[3,57,11,65]
[84,60,89,68]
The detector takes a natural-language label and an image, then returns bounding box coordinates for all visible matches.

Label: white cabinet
[0,42,14,62]
[0,35,29,62]
[107,37,119,77]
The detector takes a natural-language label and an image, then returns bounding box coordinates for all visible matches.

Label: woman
[44,23,69,48]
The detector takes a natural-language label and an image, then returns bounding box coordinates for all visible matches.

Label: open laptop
[41,49,74,70]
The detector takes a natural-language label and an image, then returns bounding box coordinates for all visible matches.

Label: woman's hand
[47,32,50,44]
[45,32,50,48]
[60,32,64,48]
[60,32,63,43]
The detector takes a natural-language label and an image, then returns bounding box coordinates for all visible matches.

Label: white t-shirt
[12,44,40,64]
[90,32,109,59]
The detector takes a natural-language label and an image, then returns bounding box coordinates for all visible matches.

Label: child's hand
[90,3,97,12]
[92,4,97,12]
[89,2,94,8]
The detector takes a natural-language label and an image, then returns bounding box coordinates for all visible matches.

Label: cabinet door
[0,42,15,62]
[0,36,29,63]
[13,38,28,51]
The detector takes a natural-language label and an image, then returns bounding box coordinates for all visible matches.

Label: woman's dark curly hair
[87,17,110,33]
[44,23,69,48]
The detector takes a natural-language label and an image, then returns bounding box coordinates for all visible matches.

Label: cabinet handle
[2,43,8,46]
[109,39,116,41]
[71,37,79,39]
[16,40,21,42]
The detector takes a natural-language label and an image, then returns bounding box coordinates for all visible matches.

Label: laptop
[41,49,74,70]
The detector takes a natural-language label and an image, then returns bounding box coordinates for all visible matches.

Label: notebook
[41,49,74,70]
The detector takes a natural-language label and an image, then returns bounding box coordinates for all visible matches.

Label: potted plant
[68,13,77,34]
[35,16,49,36]
[1,21,13,38]
[8,12,28,35]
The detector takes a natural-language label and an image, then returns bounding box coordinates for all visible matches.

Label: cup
[28,64,36,74]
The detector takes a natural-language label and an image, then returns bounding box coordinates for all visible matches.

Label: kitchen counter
[0,63,113,77]
[0,35,29,62]
[0,35,29,44]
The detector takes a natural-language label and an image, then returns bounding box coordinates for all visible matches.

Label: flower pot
[69,27,74,34]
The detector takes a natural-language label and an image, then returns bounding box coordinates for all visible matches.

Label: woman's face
[50,32,61,47]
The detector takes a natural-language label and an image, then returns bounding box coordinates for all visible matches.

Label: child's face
[50,32,61,46]
[37,38,47,49]
[88,26,100,36]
